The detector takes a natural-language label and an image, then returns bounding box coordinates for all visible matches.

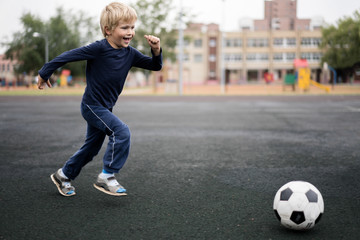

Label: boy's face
[106,21,136,49]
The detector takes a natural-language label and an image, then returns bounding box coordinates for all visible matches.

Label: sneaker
[93,175,127,196]
[50,169,76,197]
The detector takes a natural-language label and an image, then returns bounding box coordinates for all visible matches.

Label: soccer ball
[273,181,324,230]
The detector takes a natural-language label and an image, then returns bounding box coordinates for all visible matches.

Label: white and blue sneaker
[50,169,76,197]
[93,174,127,196]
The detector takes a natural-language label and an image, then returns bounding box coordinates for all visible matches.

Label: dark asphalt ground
[1,95,360,240]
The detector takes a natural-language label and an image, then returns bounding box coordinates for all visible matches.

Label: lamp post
[220,0,226,94]
[33,32,49,63]
[178,0,184,96]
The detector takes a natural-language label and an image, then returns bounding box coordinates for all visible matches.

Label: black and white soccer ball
[273,181,324,230]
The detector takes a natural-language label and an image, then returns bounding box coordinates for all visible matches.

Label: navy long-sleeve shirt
[38,39,162,108]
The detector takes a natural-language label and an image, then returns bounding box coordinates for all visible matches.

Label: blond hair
[100,2,137,37]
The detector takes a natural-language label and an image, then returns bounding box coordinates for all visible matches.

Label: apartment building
[0,54,17,87]
[168,0,324,85]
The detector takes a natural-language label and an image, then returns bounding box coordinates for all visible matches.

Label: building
[167,0,325,86]
[0,54,18,87]
[255,0,311,31]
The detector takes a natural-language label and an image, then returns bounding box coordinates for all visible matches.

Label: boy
[37,2,162,197]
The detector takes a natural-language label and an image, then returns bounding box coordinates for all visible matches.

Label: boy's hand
[144,35,161,56]
[37,74,52,90]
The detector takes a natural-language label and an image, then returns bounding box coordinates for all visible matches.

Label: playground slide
[295,60,331,93]
[310,80,330,93]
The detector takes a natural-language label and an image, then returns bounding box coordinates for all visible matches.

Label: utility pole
[178,0,184,96]
[220,0,226,94]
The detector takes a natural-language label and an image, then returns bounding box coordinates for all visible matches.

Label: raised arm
[132,35,162,71]
[144,35,161,56]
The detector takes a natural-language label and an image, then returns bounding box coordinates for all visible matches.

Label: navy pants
[63,103,130,180]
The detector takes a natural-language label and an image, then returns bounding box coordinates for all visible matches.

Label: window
[225,39,232,47]
[209,54,216,62]
[247,38,269,47]
[178,54,189,61]
[286,38,296,46]
[273,52,296,61]
[271,18,280,30]
[259,38,268,47]
[194,39,202,47]
[247,39,255,47]
[312,52,322,61]
[286,52,296,61]
[183,54,189,61]
[194,54,203,62]
[176,39,190,46]
[301,38,312,46]
[301,52,322,61]
[234,54,242,61]
[301,52,312,60]
[273,38,283,47]
[301,38,322,47]
[273,53,283,61]
[225,38,242,47]
[209,39,216,47]
[259,53,268,60]
[246,53,268,61]
[313,38,322,46]
[224,54,242,62]
[234,39,242,47]
[246,53,256,61]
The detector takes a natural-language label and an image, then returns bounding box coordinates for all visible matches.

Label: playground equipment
[284,59,330,93]
[59,69,71,87]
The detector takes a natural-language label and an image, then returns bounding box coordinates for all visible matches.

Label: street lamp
[178,0,184,96]
[33,32,49,63]
[220,0,226,94]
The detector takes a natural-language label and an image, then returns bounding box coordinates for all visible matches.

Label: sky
[0,0,359,53]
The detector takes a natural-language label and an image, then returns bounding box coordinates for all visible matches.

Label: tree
[4,7,98,79]
[320,10,360,82]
